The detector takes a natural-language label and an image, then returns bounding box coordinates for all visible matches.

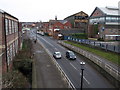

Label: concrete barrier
[58,41,120,87]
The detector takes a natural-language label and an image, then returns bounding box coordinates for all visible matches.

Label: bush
[2,70,28,88]
[13,59,32,83]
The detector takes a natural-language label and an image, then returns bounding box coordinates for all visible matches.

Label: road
[29,29,114,88]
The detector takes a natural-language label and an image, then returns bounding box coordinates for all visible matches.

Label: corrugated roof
[99,6,119,16]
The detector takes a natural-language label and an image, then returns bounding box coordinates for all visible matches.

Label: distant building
[88,7,120,41]
[48,17,72,39]
[41,22,49,34]
[64,11,89,33]
[0,9,22,72]
[22,22,36,28]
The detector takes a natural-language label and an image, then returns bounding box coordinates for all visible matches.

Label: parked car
[66,50,76,60]
[53,52,62,59]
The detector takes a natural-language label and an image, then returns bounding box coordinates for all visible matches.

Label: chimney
[55,16,57,21]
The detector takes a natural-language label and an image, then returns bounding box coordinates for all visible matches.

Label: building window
[7,48,10,66]
[110,36,113,39]
[5,19,8,35]
[12,21,14,33]
[14,22,16,32]
[10,44,13,61]
[9,20,12,34]
[16,22,18,32]
[15,40,18,53]
[14,22,18,32]
[106,17,118,22]
[13,42,15,57]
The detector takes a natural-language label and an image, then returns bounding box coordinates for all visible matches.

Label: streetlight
[80,61,85,90]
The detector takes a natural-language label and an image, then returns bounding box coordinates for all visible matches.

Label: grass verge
[64,41,120,65]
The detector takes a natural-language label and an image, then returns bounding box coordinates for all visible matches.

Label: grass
[64,41,120,65]
[69,33,87,39]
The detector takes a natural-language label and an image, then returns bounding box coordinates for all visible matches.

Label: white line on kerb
[70,63,77,70]
[80,72,90,85]
[38,35,54,47]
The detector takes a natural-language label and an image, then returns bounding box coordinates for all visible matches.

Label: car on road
[66,50,76,60]
[53,52,62,59]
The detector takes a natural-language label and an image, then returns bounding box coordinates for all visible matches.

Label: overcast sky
[0,0,119,22]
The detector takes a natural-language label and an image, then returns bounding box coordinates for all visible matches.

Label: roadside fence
[64,36,120,53]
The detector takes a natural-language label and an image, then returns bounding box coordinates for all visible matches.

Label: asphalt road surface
[29,30,115,88]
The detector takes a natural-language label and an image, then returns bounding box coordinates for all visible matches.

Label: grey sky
[0,0,119,22]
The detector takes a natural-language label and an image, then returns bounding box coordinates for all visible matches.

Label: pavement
[32,39,68,88]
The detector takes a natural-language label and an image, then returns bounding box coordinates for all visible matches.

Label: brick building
[0,9,22,73]
[48,17,72,38]
[64,11,89,33]
[88,7,120,41]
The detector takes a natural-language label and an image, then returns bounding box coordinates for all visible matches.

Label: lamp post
[80,61,85,90]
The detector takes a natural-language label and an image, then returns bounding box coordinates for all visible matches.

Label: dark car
[66,51,76,60]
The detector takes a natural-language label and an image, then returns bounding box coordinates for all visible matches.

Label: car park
[53,52,62,59]
[66,50,76,60]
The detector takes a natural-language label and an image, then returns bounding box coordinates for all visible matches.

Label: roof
[64,11,88,20]
[0,9,18,20]
[99,6,119,16]
[49,20,68,25]
[58,20,68,24]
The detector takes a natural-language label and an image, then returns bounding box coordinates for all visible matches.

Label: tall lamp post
[80,61,85,90]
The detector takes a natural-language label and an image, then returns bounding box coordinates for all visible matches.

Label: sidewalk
[32,40,68,88]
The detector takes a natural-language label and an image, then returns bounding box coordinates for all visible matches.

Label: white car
[53,52,62,59]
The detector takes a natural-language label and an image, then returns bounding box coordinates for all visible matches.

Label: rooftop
[99,6,119,16]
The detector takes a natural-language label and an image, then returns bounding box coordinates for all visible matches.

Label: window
[16,22,18,32]
[15,40,18,53]
[14,22,16,32]
[13,42,15,56]
[5,19,8,35]
[109,36,113,40]
[14,22,18,32]
[7,48,10,66]
[12,21,14,33]
[106,17,118,22]
[9,20,12,34]
[10,44,13,61]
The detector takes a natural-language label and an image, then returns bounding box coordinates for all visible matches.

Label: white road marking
[70,63,77,70]
[55,48,58,51]
[38,36,54,47]
[79,72,90,85]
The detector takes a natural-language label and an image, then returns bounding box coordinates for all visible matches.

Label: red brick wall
[64,22,72,28]
[92,8,103,17]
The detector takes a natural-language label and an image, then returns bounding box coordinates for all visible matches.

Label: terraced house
[0,9,22,73]
[88,6,120,41]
